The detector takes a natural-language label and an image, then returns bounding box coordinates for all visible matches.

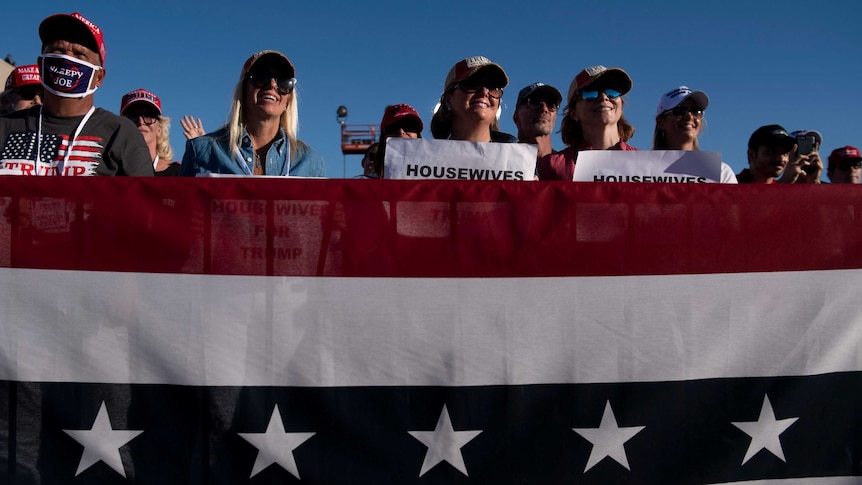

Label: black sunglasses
[456,83,503,99]
[663,106,704,118]
[12,86,43,101]
[124,112,159,126]
[524,97,559,111]
[384,121,421,137]
[246,72,296,95]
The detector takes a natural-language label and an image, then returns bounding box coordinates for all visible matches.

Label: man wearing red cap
[826,146,862,184]
[0,12,152,176]
[0,65,43,114]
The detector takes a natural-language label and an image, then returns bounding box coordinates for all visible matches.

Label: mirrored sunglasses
[579,88,621,100]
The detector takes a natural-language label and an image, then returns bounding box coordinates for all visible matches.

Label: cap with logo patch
[443,56,508,93]
[656,86,708,116]
[567,65,632,105]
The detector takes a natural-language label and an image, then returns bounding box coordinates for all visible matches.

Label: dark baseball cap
[516,82,562,107]
[748,125,796,151]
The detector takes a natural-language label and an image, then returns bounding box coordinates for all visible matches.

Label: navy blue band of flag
[3,374,860,484]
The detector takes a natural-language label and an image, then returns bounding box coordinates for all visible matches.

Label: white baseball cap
[656,86,709,116]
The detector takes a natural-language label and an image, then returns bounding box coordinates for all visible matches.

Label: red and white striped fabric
[0,178,859,484]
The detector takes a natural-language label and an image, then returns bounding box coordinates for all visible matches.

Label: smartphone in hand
[797,135,816,156]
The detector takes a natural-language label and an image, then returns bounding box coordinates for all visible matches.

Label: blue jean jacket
[180,126,325,177]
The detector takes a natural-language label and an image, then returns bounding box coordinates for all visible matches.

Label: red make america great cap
[828,146,862,167]
[120,88,162,116]
[39,12,106,65]
[5,65,41,90]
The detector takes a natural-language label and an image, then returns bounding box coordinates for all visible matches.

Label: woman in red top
[536,65,637,180]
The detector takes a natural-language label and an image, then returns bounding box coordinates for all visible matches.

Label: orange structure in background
[340,123,377,155]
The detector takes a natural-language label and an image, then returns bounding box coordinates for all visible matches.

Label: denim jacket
[180,126,325,177]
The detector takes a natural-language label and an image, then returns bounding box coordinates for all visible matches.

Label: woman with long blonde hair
[180,50,325,177]
[653,86,737,183]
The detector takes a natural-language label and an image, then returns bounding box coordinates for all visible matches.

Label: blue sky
[1,0,860,178]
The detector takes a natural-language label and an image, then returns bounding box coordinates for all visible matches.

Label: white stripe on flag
[1,267,860,386]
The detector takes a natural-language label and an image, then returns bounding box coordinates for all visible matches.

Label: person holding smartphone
[790,130,824,183]
[737,125,820,184]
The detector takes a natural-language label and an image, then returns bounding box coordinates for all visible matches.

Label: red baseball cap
[567,65,632,105]
[443,56,508,93]
[828,146,862,169]
[120,88,162,116]
[5,65,41,91]
[380,104,423,135]
[39,12,106,65]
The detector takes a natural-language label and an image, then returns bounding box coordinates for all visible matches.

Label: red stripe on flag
[57,145,102,153]
[0,178,860,277]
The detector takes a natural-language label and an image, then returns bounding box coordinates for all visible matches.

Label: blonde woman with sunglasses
[180,50,324,177]
[653,86,737,183]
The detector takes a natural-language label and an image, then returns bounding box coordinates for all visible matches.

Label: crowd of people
[1,11,860,184]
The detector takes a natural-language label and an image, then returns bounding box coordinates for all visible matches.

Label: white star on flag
[572,400,645,472]
[408,404,482,477]
[238,404,315,479]
[732,395,799,465]
[62,401,143,478]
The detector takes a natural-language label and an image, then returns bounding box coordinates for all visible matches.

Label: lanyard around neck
[35,105,96,176]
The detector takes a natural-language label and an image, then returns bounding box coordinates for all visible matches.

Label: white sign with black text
[573,150,723,183]
[384,138,537,181]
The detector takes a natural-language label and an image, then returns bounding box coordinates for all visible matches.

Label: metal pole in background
[336,105,348,179]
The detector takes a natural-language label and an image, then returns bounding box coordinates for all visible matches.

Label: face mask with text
[40,53,101,98]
